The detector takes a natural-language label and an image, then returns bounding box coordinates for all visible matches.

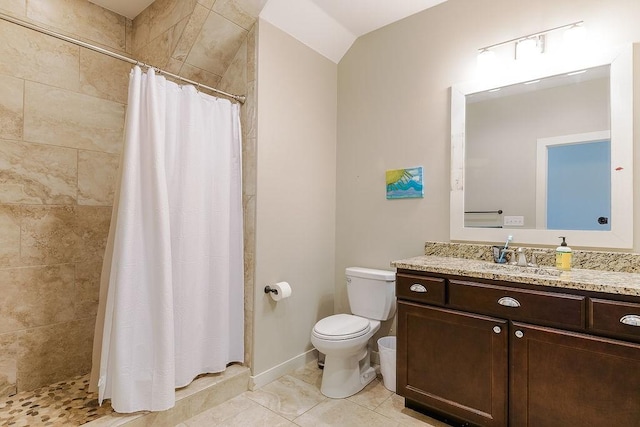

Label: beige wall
[254,20,337,377]
[335,0,640,316]
[0,0,131,396]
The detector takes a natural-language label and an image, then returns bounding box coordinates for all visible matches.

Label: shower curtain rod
[0,11,246,104]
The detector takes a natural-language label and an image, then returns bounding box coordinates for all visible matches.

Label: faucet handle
[528,251,546,268]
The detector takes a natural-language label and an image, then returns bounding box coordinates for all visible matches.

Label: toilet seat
[312,314,371,341]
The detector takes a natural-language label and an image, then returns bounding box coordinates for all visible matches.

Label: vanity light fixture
[477,21,585,64]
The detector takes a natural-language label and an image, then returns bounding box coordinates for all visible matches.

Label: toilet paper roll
[270,281,292,301]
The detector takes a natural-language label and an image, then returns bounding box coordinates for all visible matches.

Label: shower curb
[84,364,250,426]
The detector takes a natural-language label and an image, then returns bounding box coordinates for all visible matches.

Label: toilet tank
[346,267,396,321]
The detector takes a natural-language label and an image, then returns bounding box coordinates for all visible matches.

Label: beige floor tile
[183,395,294,426]
[287,360,323,389]
[294,398,400,427]
[375,394,450,427]
[244,374,326,420]
[347,378,393,410]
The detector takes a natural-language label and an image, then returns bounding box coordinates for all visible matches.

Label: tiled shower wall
[0,0,257,398]
[0,0,130,397]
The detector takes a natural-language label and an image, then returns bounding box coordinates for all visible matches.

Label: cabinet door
[510,322,640,426]
[397,301,508,427]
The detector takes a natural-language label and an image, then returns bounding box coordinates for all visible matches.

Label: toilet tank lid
[345,267,395,281]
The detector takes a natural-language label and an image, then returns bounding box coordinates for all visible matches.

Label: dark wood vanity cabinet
[396,270,640,427]
[397,302,508,426]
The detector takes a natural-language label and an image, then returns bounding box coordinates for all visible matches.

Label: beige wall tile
[180,63,222,89]
[149,0,196,41]
[247,25,256,81]
[75,206,111,263]
[165,57,184,74]
[125,17,133,54]
[0,332,17,398]
[197,0,214,10]
[0,264,75,334]
[24,81,125,154]
[16,318,94,391]
[132,6,151,53]
[0,20,79,91]
[74,261,102,319]
[136,17,188,68]
[212,0,263,31]
[242,139,256,197]
[0,205,21,268]
[21,205,77,265]
[172,3,209,62]
[0,139,77,205]
[27,0,126,51]
[0,74,24,140]
[0,0,25,16]
[78,150,120,206]
[219,37,247,95]
[185,12,247,77]
[80,48,132,104]
[242,80,256,139]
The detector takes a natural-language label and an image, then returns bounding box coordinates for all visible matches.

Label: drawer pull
[498,296,521,308]
[515,330,524,338]
[410,284,427,293]
[620,315,640,327]
[493,326,502,334]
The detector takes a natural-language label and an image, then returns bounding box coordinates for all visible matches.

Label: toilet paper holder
[264,285,279,295]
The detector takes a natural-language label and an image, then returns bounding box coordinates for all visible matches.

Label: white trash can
[377,336,396,392]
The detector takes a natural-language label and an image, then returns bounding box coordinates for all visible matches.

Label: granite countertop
[392,255,640,297]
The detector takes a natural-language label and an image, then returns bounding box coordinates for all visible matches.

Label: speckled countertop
[392,253,640,298]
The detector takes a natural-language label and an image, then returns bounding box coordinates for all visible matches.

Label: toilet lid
[313,314,371,340]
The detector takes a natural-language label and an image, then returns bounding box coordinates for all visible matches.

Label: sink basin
[476,262,563,277]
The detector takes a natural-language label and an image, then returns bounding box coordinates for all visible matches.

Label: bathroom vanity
[392,254,640,427]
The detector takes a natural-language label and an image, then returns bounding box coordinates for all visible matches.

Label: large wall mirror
[451,45,633,248]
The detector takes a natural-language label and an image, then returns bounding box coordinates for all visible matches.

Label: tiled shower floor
[0,375,114,426]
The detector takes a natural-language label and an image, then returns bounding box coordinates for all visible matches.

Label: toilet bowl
[311,267,396,398]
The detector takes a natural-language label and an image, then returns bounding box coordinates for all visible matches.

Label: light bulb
[477,49,496,70]
[516,36,543,60]
[563,24,587,51]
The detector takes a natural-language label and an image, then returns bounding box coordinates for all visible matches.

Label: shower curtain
[90,66,244,413]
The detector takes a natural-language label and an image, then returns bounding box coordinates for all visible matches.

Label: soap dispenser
[555,237,572,271]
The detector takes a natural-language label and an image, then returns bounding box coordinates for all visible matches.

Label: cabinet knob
[493,326,502,334]
[498,296,521,308]
[410,283,427,293]
[620,315,640,327]
[515,330,524,338]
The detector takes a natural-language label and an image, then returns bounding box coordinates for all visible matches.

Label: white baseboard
[249,349,317,390]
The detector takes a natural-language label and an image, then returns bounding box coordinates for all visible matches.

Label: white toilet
[311,267,396,398]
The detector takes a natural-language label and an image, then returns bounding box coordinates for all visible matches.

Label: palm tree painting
[386,166,424,199]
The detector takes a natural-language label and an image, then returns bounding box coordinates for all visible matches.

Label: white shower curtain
[91,66,244,413]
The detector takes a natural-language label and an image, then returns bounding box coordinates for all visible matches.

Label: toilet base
[319,349,376,398]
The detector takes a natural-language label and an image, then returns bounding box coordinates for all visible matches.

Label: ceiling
[90,0,447,63]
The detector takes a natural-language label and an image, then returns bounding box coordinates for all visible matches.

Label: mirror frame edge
[450,44,634,249]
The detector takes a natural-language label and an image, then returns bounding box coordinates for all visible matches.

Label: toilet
[311,267,396,398]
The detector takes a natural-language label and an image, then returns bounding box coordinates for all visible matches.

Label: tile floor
[177,362,449,427]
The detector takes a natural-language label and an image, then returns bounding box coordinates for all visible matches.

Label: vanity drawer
[448,280,586,329]
[396,274,445,305]
[589,298,640,342]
